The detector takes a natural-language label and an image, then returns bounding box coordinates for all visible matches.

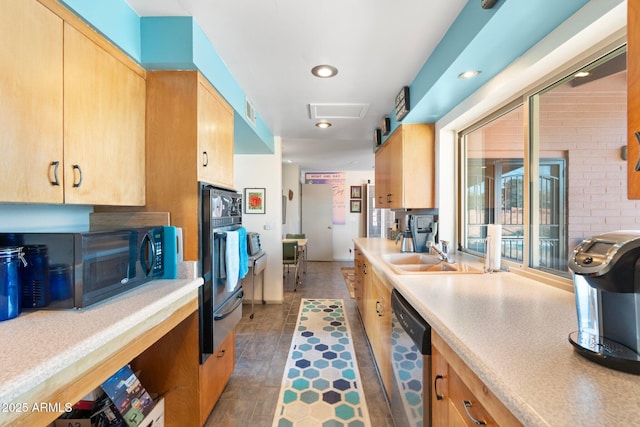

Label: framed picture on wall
[244,188,266,214]
[350,200,362,213]
[350,185,362,199]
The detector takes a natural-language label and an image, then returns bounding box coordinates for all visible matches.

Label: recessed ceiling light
[458,70,480,79]
[315,121,332,129]
[311,65,338,78]
[574,71,590,78]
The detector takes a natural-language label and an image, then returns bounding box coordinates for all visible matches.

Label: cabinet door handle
[462,400,487,425]
[72,164,83,188]
[634,132,640,172]
[49,161,60,186]
[387,193,392,203]
[376,301,383,316]
[217,349,226,359]
[434,374,444,400]
[203,151,209,167]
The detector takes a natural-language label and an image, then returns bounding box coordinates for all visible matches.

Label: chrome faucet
[427,241,449,262]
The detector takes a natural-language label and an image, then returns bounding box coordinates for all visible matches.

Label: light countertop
[0,277,202,426]
[354,237,640,427]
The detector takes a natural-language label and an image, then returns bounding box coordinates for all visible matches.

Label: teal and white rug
[272,299,372,427]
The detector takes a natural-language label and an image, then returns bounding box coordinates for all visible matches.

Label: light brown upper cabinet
[144,71,234,260]
[197,80,235,189]
[0,0,146,205]
[0,0,63,203]
[374,123,435,209]
[629,0,640,198]
[63,23,146,206]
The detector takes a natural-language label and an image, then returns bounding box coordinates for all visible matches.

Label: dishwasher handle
[391,289,431,354]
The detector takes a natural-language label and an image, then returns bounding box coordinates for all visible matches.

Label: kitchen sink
[382,253,483,275]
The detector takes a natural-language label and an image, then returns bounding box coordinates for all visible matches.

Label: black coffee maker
[408,214,437,253]
[568,230,640,374]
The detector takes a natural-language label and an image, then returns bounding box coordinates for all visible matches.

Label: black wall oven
[199,183,244,363]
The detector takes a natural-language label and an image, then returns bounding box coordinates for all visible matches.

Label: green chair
[283,241,302,291]
[285,233,307,276]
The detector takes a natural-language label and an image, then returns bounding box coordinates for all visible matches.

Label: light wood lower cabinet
[354,248,366,315]
[431,331,522,426]
[132,312,236,427]
[131,312,201,427]
[356,247,392,398]
[368,265,392,396]
[199,332,235,425]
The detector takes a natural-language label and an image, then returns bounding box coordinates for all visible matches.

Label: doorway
[301,184,333,261]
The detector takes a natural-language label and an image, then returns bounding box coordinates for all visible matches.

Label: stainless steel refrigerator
[363,184,394,238]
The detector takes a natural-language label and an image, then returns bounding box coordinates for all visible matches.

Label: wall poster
[304,172,346,224]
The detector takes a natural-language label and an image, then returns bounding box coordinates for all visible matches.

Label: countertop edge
[354,238,551,427]
[0,278,203,426]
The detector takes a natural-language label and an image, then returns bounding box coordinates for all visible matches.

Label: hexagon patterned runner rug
[272,299,371,427]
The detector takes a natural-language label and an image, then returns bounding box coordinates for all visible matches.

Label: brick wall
[538,73,639,250]
[467,71,639,262]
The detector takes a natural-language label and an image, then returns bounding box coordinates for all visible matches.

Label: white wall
[282,163,300,236]
[295,170,374,261]
[332,171,374,261]
[235,137,284,304]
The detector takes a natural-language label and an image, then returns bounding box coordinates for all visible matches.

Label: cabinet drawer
[199,329,235,424]
[448,367,496,426]
[432,332,522,426]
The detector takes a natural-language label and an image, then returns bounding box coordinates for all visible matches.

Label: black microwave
[0,227,166,309]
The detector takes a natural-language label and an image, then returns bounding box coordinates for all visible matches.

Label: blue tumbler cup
[0,247,23,321]
[49,264,72,301]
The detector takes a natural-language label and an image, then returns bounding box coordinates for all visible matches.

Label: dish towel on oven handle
[238,227,249,280]
[225,230,240,292]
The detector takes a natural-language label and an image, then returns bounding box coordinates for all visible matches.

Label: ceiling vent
[308,103,369,120]
[245,98,256,127]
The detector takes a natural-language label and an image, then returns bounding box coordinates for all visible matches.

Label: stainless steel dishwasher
[390,289,432,427]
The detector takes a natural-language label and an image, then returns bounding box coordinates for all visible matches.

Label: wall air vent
[245,98,256,127]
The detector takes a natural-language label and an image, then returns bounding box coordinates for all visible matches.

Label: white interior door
[301,184,333,261]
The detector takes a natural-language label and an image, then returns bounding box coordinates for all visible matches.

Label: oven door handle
[214,297,243,321]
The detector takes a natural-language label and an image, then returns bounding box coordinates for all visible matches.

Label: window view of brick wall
[538,66,636,259]
[462,48,637,276]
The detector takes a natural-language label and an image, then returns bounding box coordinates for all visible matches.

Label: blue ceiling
[391,0,590,136]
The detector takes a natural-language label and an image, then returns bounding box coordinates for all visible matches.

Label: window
[530,46,629,276]
[462,105,525,263]
[460,46,633,279]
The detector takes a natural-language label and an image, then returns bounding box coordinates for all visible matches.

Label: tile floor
[204,261,394,427]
